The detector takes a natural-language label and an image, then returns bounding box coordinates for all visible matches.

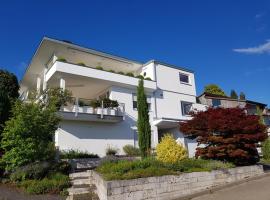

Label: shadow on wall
[59,114,137,140]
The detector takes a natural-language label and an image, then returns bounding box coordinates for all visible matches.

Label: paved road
[192,175,270,200]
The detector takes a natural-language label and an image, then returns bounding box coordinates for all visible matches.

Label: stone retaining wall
[89,165,264,200]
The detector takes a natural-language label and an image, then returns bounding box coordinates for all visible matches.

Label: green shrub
[117,71,124,75]
[126,72,135,77]
[96,66,103,70]
[106,146,118,156]
[90,99,101,108]
[50,161,72,175]
[1,101,60,172]
[144,77,152,81]
[156,134,187,163]
[20,173,70,194]
[10,162,50,182]
[60,149,99,159]
[123,145,140,156]
[136,75,144,79]
[108,69,115,73]
[262,138,270,160]
[57,58,66,62]
[77,62,86,66]
[9,161,72,182]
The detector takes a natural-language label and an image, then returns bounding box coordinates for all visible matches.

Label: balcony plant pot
[96,107,109,115]
[110,108,117,116]
[96,107,102,115]
[82,106,94,114]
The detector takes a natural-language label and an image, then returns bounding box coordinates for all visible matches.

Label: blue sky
[0,0,269,104]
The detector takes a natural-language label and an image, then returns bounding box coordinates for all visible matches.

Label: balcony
[58,98,125,123]
[45,58,157,93]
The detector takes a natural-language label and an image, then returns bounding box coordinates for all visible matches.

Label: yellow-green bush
[156,134,187,163]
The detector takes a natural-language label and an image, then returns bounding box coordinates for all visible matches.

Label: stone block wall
[89,165,264,200]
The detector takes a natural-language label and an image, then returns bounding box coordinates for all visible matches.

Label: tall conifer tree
[137,79,151,157]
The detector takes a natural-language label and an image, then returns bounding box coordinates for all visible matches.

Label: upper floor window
[179,73,189,84]
[181,101,192,116]
[133,94,151,110]
[212,99,221,107]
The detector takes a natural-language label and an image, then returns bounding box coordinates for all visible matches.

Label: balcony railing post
[122,103,125,120]
[75,97,79,117]
[101,100,104,119]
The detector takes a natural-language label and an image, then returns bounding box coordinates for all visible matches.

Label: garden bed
[96,158,235,181]
[91,163,264,200]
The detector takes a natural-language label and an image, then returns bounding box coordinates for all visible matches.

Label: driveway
[191,175,270,200]
[0,184,64,200]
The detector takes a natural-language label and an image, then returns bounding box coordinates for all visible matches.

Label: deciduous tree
[180,107,267,165]
[204,84,226,96]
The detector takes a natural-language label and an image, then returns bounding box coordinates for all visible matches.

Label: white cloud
[233,40,270,54]
[255,12,265,19]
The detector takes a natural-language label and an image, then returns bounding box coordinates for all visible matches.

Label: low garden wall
[89,165,264,200]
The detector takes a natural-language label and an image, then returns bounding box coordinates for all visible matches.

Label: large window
[212,99,221,107]
[179,73,189,84]
[181,101,192,116]
[133,94,151,110]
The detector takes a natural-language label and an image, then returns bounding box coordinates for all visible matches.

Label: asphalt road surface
[191,175,270,200]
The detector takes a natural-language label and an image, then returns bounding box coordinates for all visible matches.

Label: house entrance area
[154,118,197,158]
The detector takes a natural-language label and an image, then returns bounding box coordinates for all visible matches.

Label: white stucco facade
[20,37,204,157]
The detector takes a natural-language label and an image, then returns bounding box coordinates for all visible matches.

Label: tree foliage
[230,89,238,99]
[262,139,270,161]
[0,70,19,99]
[180,107,267,165]
[137,79,151,157]
[1,101,60,171]
[0,70,19,135]
[204,84,226,96]
[239,92,246,100]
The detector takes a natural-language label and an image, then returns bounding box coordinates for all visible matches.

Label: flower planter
[110,108,117,116]
[82,106,94,114]
[96,108,110,115]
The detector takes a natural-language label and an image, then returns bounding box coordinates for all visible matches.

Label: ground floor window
[181,101,192,116]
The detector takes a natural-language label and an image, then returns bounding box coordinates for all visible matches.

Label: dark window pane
[133,101,137,109]
[180,73,189,83]
[212,99,221,107]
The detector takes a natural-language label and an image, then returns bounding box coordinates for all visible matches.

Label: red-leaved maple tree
[180,107,267,165]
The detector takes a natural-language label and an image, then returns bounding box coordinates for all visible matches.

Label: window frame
[132,93,151,111]
[181,101,193,116]
[179,72,190,84]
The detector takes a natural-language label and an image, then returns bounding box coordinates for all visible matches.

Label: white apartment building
[20,37,206,157]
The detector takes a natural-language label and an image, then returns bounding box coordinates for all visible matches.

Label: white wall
[57,120,135,156]
[110,86,158,147]
[155,63,196,96]
[153,63,197,120]
[139,62,156,81]
[155,90,196,120]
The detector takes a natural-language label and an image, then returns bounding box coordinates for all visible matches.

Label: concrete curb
[175,172,270,200]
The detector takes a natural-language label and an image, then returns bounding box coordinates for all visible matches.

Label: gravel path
[0,184,64,200]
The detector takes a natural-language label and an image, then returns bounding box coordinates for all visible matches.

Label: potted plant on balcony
[110,100,119,115]
[79,99,94,114]
[91,99,102,114]
[102,98,111,115]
